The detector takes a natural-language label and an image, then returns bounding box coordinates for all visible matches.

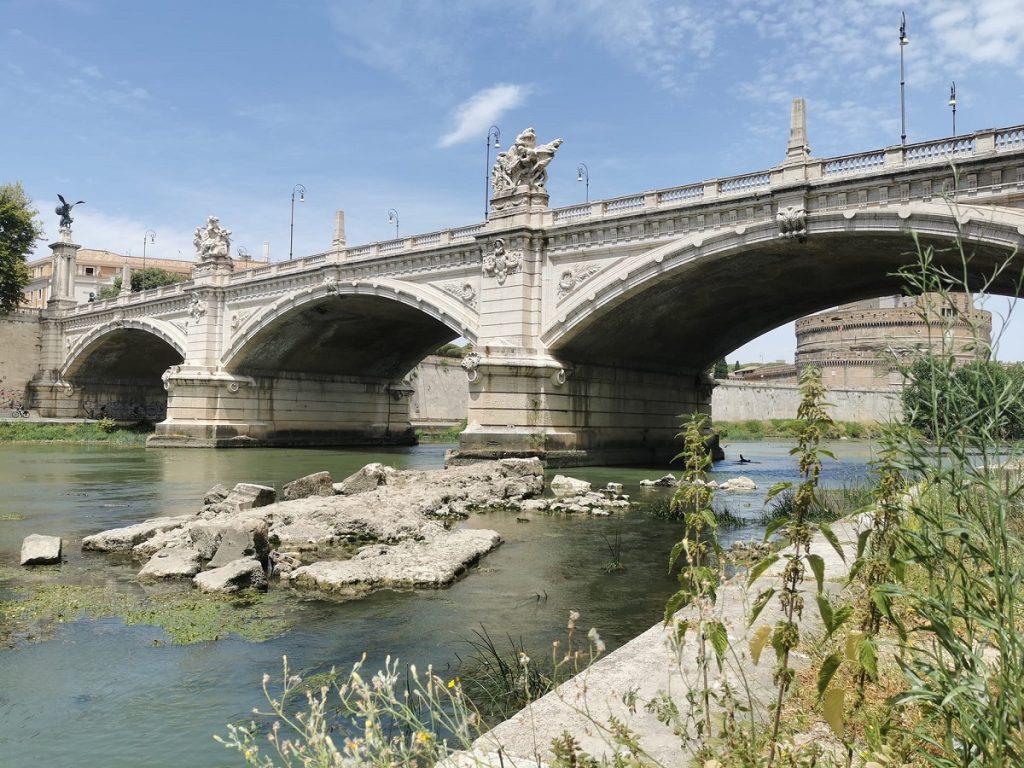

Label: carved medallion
[323,275,340,295]
[482,239,522,284]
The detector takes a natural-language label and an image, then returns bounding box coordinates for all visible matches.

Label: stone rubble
[78,458,577,598]
[20,534,62,566]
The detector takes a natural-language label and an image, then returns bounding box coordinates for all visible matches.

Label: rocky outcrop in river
[81,459,547,596]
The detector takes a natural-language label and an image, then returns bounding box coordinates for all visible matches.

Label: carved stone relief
[777,206,808,242]
[481,239,522,284]
[441,280,477,308]
[230,310,252,332]
[556,263,601,299]
[188,294,208,324]
[461,352,482,382]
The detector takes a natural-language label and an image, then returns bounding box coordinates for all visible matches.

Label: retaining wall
[0,311,42,404]
[712,379,901,423]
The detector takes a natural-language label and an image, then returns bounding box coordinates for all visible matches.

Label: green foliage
[0,182,43,313]
[0,421,148,445]
[713,419,883,441]
[901,354,1024,440]
[713,358,729,379]
[415,419,467,443]
[96,266,188,298]
[433,342,472,358]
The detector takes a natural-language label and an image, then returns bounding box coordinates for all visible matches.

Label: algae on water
[0,573,293,647]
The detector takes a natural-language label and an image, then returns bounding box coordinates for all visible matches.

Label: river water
[0,440,876,767]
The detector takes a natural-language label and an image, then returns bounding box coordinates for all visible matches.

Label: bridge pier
[450,356,714,467]
[149,367,415,447]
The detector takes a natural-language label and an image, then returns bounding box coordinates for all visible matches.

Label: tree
[712,358,729,379]
[97,267,188,299]
[0,182,43,314]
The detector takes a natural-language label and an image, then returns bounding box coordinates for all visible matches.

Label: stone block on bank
[20,534,62,566]
[203,484,230,506]
[639,474,677,488]
[283,471,334,501]
[193,557,268,593]
[206,516,270,568]
[550,475,592,498]
[138,547,203,580]
[335,463,397,495]
[289,529,502,594]
[223,483,276,511]
[82,514,196,552]
[719,476,757,492]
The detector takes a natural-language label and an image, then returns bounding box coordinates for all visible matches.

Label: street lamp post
[576,163,590,202]
[485,125,500,219]
[289,183,306,260]
[141,229,156,290]
[949,81,957,136]
[899,11,909,146]
[387,208,399,238]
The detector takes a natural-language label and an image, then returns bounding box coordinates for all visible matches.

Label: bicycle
[9,404,29,418]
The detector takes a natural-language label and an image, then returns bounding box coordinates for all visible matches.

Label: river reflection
[0,440,876,767]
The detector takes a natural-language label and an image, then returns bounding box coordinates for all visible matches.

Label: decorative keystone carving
[323,275,340,294]
[188,294,208,324]
[557,264,601,299]
[461,352,482,383]
[111,311,124,328]
[482,239,522,284]
[441,280,477,308]
[777,206,808,242]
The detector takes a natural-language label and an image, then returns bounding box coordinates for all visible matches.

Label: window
[84,266,95,276]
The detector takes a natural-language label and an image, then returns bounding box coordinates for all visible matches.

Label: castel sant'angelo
[737,294,992,389]
[795,293,992,388]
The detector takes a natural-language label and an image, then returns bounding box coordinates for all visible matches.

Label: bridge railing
[220,121,1024,283]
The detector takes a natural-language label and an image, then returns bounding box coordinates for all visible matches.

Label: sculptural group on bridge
[491,127,563,195]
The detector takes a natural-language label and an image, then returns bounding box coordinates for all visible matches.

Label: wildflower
[568,610,580,630]
[415,731,433,744]
[587,627,606,654]
[447,676,460,689]
[518,651,531,666]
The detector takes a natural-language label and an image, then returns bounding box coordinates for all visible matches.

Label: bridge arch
[222,278,477,378]
[62,318,187,380]
[543,202,1024,373]
[59,318,187,422]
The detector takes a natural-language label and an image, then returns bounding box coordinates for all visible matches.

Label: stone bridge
[30,103,1024,465]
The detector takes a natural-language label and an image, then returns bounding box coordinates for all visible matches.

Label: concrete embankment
[454,519,859,767]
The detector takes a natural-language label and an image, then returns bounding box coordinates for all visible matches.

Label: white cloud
[437,84,531,148]
[926,0,1024,65]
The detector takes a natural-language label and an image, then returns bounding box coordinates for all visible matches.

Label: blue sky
[4,0,1024,361]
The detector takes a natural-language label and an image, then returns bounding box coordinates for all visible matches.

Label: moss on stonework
[0,573,293,647]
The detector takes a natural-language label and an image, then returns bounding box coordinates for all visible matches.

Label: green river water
[0,441,876,767]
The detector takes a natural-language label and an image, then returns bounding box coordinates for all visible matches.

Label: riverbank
[713,418,884,441]
[0,420,149,445]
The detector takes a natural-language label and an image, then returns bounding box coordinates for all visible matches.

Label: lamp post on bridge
[387,208,399,239]
[899,11,909,146]
[141,229,155,289]
[576,163,590,203]
[949,81,957,137]
[289,183,306,261]
[485,125,500,219]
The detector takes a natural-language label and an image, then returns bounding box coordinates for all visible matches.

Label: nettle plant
[746,366,850,766]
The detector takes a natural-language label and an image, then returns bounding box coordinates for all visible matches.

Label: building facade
[794,293,992,387]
